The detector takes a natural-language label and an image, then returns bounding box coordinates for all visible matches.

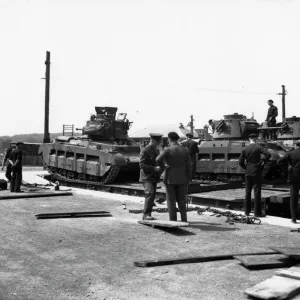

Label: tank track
[45,163,120,186]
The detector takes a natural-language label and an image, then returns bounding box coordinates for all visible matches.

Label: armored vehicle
[39,107,140,184]
[197,113,287,181]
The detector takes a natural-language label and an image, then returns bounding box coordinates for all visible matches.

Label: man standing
[239,133,271,217]
[10,142,24,193]
[182,133,199,179]
[156,132,192,222]
[1,146,14,182]
[139,133,163,220]
[208,119,215,134]
[266,99,278,140]
[278,140,300,223]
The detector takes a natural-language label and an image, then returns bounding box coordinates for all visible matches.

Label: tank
[197,113,287,181]
[276,116,300,148]
[39,107,141,184]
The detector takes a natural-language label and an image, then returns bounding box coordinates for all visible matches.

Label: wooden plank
[134,251,278,267]
[234,254,296,270]
[244,275,300,300]
[270,247,300,259]
[138,220,189,228]
[275,269,300,281]
[0,191,73,200]
[35,211,111,219]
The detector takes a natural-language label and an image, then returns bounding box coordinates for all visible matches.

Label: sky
[0,0,300,136]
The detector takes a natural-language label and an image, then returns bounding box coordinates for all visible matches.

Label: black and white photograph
[1,0,300,299]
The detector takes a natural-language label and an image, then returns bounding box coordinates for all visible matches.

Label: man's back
[182,139,199,156]
[156,144,192,184]
[239,143,271,176]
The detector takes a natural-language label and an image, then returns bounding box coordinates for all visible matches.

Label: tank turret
[213,113,259,140]
[277,116,300,141]
[82,107,132,140]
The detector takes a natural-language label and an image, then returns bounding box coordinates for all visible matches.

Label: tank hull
[197,140,287,181]
[39,138,140,184]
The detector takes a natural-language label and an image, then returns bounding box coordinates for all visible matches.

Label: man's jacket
[278,148,300,184]
[239,143,271,176]
[156,143,192,185]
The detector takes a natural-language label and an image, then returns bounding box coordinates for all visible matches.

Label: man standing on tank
[139,133,164,220]
[156,132,192,222]
[278,140,300,223]
[266,99,278,140]
[239,133,271,217]
[182,133,199,180]
[10,142,24,193]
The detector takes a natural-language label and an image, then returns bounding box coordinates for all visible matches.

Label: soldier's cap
[295,140,300,146]
[186,133,193,138]
[248,133,258,138]
[267,99,274,103]
[149,133,163,140]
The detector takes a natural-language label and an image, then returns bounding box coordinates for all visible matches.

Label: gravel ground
[0,190,299,300]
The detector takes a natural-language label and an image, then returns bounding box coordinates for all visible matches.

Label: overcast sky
[0,0,299,136]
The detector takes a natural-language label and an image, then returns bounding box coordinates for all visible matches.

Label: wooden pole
[43,51,51,143]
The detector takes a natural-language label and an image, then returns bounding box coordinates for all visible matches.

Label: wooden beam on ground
[138,220,189,228]
[270,247,300,259]
[234,254,296,270]
[244,275,300,300]
[35,211,111,219]
[244,265,300,300]
[134,251,279,267]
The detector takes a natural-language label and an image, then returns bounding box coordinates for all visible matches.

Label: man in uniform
[266,99,278,140]
[10,142,24,193]
[239,133,271,217]
[156,132,192,222]
[1,146,14,182]
[139,133,163,220]
[278,140,300,223]
[182,133,199,179]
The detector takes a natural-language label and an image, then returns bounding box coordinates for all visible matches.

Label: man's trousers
[165,184,187,222]
[245,175,262,216]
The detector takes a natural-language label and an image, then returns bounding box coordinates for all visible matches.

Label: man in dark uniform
[278,140,300,223]
[10,142,24,193]
[139,133,163,220]
[1,146,14,182]
[156,132,192,222]
[239,133,271,217]
[182,133,199,179]
[266,99,278,140]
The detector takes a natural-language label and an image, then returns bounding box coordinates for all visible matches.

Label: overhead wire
[195,87,277,95]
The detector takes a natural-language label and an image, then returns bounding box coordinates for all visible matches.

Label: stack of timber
[245,247,300,300]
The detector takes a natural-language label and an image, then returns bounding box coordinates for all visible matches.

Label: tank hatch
[224,113,245,120]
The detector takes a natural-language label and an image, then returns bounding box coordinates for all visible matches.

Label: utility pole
[278,85,286,121]
[43,51,51,143]
[190,115,194,136]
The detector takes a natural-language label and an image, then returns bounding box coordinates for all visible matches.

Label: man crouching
[139,133,164,220]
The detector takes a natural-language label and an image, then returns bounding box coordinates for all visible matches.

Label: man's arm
[238,150,246,170]
[155,148,168,168]
[139,150,156,174]
[260,147,271,162]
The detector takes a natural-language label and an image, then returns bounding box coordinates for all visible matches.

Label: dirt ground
[0,189,300,300]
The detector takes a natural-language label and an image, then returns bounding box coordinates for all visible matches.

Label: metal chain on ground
[129,206,261,225]
[197,207,261,225]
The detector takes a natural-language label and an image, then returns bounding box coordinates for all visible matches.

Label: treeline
[0,133,64,153]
